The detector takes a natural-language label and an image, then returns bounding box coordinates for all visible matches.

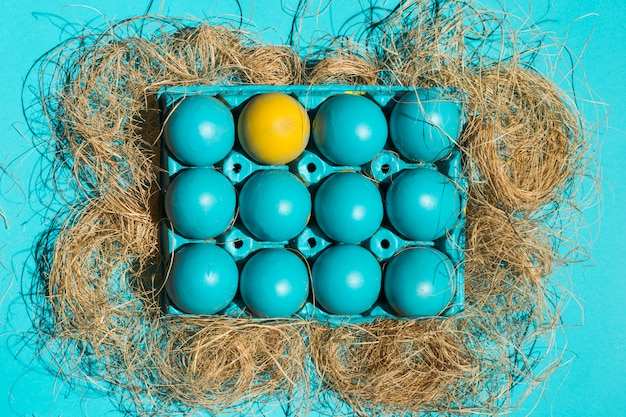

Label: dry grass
[26,1,593,415]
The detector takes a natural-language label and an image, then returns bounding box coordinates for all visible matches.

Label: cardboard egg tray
[158,84,467,325]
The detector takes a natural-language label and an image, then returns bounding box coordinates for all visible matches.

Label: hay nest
[26,1,592,415]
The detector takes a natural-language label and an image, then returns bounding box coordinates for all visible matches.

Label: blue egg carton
[157,84,467,324]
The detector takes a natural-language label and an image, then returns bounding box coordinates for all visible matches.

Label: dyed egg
[239,170,311,242]
[384,247,454,317]
[164,95,235,166]
[314,172,383,244]
[312,244,381,315]
[164,168,236,239]
[237,92,309,165]
[386,168,460,241]
[389,89,462,163]
[239,249,310,318]
[312,94,387,166]
[166,243,238,315]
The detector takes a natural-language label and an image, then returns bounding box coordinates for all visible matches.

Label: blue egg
[313,94,388,166]
[386,168,460,241]
[164,168,236,239]
[239,249,310,318]
[312,244,381,315]
[384,247,454,317]
[389,89,462,163]
[239,170,311,242]
[164,95,235,166]
[166,243,238,315]
[314,172,383,244]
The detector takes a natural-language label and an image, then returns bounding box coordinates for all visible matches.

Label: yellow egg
[237,92,310,165]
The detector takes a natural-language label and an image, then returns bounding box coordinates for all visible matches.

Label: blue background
[1,1,624,416]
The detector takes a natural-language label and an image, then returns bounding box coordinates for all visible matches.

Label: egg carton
[158,84,467,325]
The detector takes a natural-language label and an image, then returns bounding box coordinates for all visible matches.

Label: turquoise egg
[312,244,381,315]
[239,249,310,318]
[385,168,460,241]
[166,243,238,315]
[312,94,388,166]
[164,95,235,166]
[384,247,454,317]
[239,170,311,242]
[164,168,236,239]
[389,89,462,163]
[314,172,383,244]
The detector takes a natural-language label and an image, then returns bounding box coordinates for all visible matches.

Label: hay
[26,1,593,415]
[240,45,305,85]
[310,319,476,415]
[307,48,379,85]
[462,66,584,213]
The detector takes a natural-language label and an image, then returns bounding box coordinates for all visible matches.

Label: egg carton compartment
[158,84,467,324]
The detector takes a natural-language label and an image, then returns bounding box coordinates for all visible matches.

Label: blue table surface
[1,1,624,416]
